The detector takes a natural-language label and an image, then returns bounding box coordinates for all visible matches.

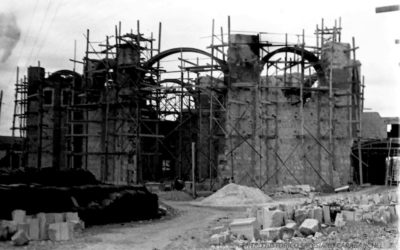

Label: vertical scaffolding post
[191,142,196,196]
[104,35,110,182]
[350,37,363,185]
[136,21,142,183]
[156,22,162,179]
[284,34,288,84]
[321,19,325,46]
[12,67,20,138]
[73,40,77,72]
[37,64,43,170]
[179,49,184,179]
[209,19,215,185]
[220,27,225,61]
[227,16,234,180]
[328,31,334,186]
[300,29,305,182]
[316,25,319,57]
[84,29,90,170]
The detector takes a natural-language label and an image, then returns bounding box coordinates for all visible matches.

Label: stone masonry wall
[226,35,355,189]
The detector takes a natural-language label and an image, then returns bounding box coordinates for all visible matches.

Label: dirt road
[52,202,243,250]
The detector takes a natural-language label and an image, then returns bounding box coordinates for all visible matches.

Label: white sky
[0,0,399,135]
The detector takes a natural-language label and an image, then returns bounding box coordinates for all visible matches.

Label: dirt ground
[0,202,244,250]
[0,186,398,250]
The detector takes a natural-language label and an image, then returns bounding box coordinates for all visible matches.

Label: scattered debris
[208,188,399,248]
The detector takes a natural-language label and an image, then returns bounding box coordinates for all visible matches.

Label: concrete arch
[48,70,81,80]
[261,46,325,82]
[144,47,228,73]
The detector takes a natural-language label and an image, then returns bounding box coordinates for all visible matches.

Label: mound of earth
[197,183,272,207]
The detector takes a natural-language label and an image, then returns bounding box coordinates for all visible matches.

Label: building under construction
[11,18,370,189]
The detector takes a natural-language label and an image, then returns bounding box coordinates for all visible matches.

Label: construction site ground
[0,185,398,250]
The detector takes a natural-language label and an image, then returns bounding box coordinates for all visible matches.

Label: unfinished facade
[11,19,363,189]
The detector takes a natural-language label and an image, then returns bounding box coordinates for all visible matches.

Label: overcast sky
[0,0,399,135]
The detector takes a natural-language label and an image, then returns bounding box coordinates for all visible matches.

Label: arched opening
[260,46,325,105]
[141,47,227,182]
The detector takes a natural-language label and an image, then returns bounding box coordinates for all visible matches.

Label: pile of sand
[197,183,272,207]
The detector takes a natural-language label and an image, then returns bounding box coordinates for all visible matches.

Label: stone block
[45,213,56,224]
[299,219,319,236]
[284,205,295,223]
[334,213,345,227]
[310,207,323,223]
[37,213,48,240]
[12,210,26,224]
[28,218,39,240]
[263,209,284,228]
[260,227,281,241]
[48,222,73,241]
[229,217,258,240]
[284,222,297,230]
[55,213,64,223]
[64,212,80,222]
[11,230,30,246]
[280,226,294,240]
[46,213,64,224]
[210,233,229,245]
[294,207,308,225]
[211,226,226,235]
[354,209,363,221]
[322,205,331,224]
[342,210,355,221]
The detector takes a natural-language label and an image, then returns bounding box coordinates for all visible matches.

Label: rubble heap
[209,190,398,247]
